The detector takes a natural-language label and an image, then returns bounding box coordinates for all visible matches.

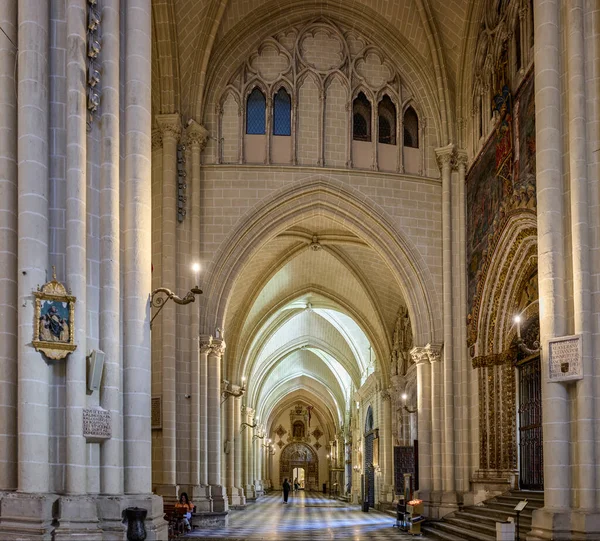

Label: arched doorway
[364,406,375,508]
[280,443,318,491]
[292,467,305,490]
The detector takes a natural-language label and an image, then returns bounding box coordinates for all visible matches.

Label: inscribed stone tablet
[83,407,112,442]
[548,334,582,382]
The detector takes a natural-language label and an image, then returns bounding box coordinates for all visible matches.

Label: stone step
[457,509,532,527]
[423,519,496,541]
[422,490,544,541]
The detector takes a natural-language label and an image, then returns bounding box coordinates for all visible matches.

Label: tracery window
[353,92,371,142]
[246,87,266,135]
[403,106,419,149]
[378,95,396,145]
[273,87,291,136]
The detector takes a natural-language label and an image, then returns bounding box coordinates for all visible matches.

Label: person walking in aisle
[282,478,291,503]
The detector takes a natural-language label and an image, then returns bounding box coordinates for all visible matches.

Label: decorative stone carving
[186,121,210,151]
[409,346,429,365]
[391,306,413,375]
[151,129,163,151]
[83,407,112,443]
[156,113,182,140]
[425,343,442,363]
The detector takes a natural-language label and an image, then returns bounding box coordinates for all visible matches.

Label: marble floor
[187,491,434,540]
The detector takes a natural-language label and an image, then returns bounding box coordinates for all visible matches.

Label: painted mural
[467,71,536,345]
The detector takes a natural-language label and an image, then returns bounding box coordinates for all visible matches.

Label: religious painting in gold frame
[372,436,379,468]
[32,268,76,360]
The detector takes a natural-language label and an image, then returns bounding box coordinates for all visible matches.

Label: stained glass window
[246,88,266,135]
[273,88,291,136]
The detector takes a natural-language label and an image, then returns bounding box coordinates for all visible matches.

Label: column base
[190,485,212,512]
[245,484,257,501]
[54,496,102,540]
[416,489,462,519]
[527,508,600,540]
[0,493,59,540]
[209,485,229,513]
[227,487,246,508]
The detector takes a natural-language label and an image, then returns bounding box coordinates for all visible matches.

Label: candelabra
[513,315,541,356]
[221,377,246,404]
[400,393,417,414]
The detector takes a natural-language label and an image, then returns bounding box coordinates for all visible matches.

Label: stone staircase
[421,490,544,541]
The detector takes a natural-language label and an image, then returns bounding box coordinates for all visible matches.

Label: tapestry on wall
[466,72,536,344]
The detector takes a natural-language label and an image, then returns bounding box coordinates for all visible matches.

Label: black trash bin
[323,483,327,494]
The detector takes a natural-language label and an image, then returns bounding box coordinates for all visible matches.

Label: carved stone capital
[425,342,443,363]
[151,128,163,151]
[380,390,391,401]
[410,346,429,365]
[455,149,469,171]
[156,113,182,140]
[186,120,210,151]
[199,334,213,355]
[209,338,226,357]
[434,144,455,171]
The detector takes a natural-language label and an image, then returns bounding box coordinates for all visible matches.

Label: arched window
[353,92,371,142]
[246,87,266,135]
[378,95,396,145]
[403,106,419,148]
[273,87,291,136]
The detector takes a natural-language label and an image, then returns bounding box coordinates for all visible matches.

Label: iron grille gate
[518,356,544,490]
[364,433,375,507]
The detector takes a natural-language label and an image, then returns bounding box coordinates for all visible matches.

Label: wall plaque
[548,334,582,382]
[83,407,111,443]
[151,396,162,429]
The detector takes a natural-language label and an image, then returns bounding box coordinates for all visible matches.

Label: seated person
[175,492,194,532]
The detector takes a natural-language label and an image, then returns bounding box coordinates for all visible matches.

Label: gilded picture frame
[32,268,77,360]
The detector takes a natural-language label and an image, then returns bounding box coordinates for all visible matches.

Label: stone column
[207,339,228,512]
[381,391,393,500]
[99,0,122,497]
[412,347,431,496]
[123,0,153,496]
[186,121,208,506]
[193,338,212,510]
[65,0,87,496]
[225,390,235,503]
[244,408,256,499]
[429,348,442,493]
[435,145,455,494]
[532,0,569,514]
[155,113,181,500]
[0,0,17,492]
[234,396,246,505]
[455,150,470,493]
[17,0,50,495]
[566,0,595,512]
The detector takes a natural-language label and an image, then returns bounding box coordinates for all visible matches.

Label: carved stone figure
[391,306,413,375]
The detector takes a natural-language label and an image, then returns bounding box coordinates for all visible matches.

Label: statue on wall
[391,306,413,376]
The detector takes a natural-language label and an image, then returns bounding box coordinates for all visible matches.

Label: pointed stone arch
[200,176,442,356]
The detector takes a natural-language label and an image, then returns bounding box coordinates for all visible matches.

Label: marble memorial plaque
[548,334,582,382]
[83,407,112,442]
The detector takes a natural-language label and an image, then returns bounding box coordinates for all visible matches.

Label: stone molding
[152,128,163,151]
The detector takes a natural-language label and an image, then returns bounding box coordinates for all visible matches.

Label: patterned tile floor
[187,491,434,540]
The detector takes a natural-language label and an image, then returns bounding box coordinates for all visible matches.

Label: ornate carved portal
[279,442,318,491]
